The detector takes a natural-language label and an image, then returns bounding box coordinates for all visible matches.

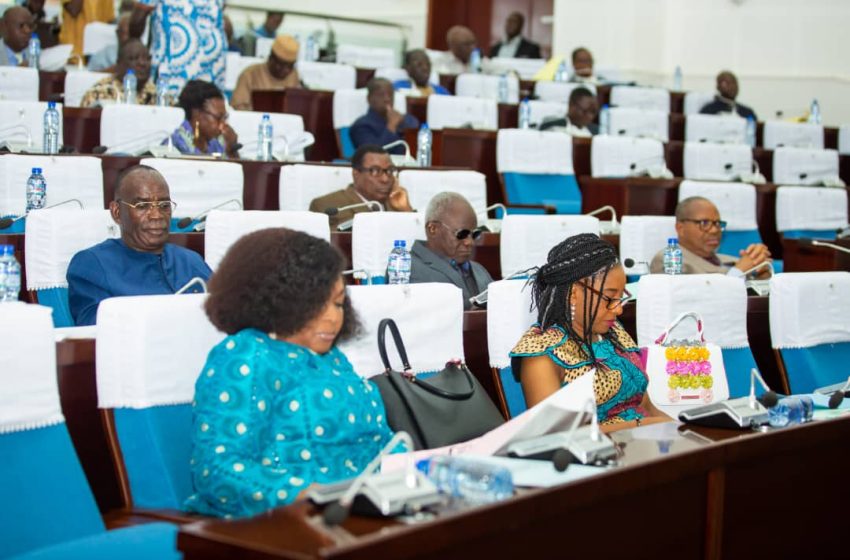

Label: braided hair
[530,233,625,364]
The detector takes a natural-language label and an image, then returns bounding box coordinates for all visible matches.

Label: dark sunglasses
[436,221,483,241]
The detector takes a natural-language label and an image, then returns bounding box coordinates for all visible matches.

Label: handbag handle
[376,318,476,400]
[654,311,706,345]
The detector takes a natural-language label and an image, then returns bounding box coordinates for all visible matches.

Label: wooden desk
[440,129,499,206]
[177,415,850,559]
[39,70,65,103]
[579,176,681,216]
[781,238,850,272]
[252,89,338,162]
[63,106,102,154]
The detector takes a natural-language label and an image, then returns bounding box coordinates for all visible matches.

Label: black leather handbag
[371,318,505,450]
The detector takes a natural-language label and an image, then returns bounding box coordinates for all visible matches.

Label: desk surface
[177,415,850,559]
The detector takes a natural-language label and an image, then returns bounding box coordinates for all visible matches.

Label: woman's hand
[221,123,240,159]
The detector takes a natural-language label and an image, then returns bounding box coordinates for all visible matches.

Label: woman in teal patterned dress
[185,228,396,518]
[509,234,667,425]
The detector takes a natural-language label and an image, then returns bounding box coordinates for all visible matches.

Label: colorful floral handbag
[644,312,729,406]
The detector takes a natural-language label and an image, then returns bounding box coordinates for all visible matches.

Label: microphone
[175,199,243,230]
[679,368,777,429]
[622,257,650,276]
[469,266,537,307]
[742,260,774,296]
[0,199,85,229]
[382,139,416,166]
[94,129,175,156]
[0,124,34,150]
[585,205,619,234]
[798,238,850,256]
[836,226,850,240]
[627,155,672,179]
[327,201,384,231]
[240,131,315,161]
[343,268,373,285]
[175,277,207,294]
[478,203,507,233]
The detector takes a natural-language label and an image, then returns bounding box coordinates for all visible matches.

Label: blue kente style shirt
[167,120,228,156]
[510,322,648,424]
[391,79,451,96]
[185,330,396,518]
[349,108,419,155]
[66,238,211,326]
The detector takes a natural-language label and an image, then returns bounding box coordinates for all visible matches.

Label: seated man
[699,70,757,121]
[0,7,34,66]
[489,11,541,59]
[393,49,450,96]
[569,47,603,85]
[308,144,414,230]
[80,39,157,106]
[67,165,211,326]
[238,10,283,57]
[539,86,599,136]
[434,25,477,74]
[650,196,771,277]
[410,192,493,310]
[88,12,130,71]
[350,78,419,154]
[231,34,302,110]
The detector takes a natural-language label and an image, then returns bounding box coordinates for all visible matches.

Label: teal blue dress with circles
[185,329,395,518]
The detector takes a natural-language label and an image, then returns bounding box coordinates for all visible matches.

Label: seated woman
[168,80,240,158]
[185,228,396,518]
[510,233,666,425]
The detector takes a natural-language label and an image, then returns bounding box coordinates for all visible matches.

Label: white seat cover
[610,86,670,112]
[278,164,353,211]
[486,279,535,369]
[497,129,573,174]
[64,70,110,107]
[483,57,547,80]
[224,53,264,91]
[140,158,244,219]
[227,110,306,160]
[678,180,757,231]
[775,185,848,232]
[351,212,424,278]
[500,215,600,276]
[763,121,824,150]
[619,215,677,275]
[683,91,716,115]
[772,147,840,186]
[608,107,669,142]
[527,100,567,128]
[0,67,38,102]
[82,22,117,56]
[0,154,103,216]
[203,210,330,271]
[255,37,274,60]
[534,81,597,103]
[336,44,397,69]
[296,61,357,91]
[683,142,753,181]
[768,272,850,349]
[332,88,406,130]
[685,114,747,145]
[455,73,520,104]
[398,169,487,216]
[426,95,498,130]
[374,67,410,84]
[839,125,850,156]
[0,100,63,152]
[100,105,184,152]
[590,135,665,178]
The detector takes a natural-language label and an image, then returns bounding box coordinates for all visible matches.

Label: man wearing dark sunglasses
[650,196,771,277]
[409,192,493,309]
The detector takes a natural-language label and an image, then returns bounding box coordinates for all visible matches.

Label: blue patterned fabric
[141,0,225,91]
[185,329,396,518]
[167,120,228,156]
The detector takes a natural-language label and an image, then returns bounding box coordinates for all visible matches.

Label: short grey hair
[425,192,473,223]
[675,196,714,221]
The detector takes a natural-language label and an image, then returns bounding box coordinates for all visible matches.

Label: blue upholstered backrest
[722,347,762,398]
[339,127,356,159]
[496,366,527,419]
[169,217,201,233]
[781,229,838,240]
[779,342,850,394]
[502,173,582,215]
[719,230,763,257]
[113,405,194,510]
[34,287,73,328]
[0,423,105,558]
[0,216,25,233]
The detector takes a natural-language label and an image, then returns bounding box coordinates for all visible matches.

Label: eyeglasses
[580,283,632,310]
[436,221,483,241]
[119,200,177,213]
[680,219,727,232]
[357,166,400,178]
[202,109,229,123]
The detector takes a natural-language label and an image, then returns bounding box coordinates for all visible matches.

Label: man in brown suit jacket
[650,197,771,277]
[309,145,414,230]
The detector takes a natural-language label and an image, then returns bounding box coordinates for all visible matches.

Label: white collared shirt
[496,35,522,58]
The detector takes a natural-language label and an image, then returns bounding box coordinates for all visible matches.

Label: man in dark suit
[489,11,541,59]
[410,192,493,310]
[539,86,599,136]
[308,145,414,230]
[349,78,419,155]
[699,71,758,121]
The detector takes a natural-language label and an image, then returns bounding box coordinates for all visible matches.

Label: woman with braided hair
[509,233,666,425]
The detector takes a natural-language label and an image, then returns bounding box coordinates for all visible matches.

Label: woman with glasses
[167,79,241,158]
[510,233,667,424]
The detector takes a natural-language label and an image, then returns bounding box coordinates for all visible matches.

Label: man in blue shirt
[239,11,283,57]
[392,49,450,96]
[0,7,33,66]
[67,165,211,326]
[350,78,419,155]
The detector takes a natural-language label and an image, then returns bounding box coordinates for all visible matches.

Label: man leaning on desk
[650,197,771,277]
[308,145,414,230]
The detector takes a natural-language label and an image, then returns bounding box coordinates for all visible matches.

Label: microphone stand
[175,277,207,294]
[0,198,84,229]
[584,205,619,234]
[175,199,243,231]
[800,238,850,256]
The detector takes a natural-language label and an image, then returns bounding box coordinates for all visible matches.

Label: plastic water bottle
[416,123,432,167]
[156,62,171,106]
[673,65,683,91]
[305,35,317,62]
[498,74,508,103]
[518,98,531,129]
[417,456,514,506]
[26,167,46,212]
[123,69,137,104]
[0,245,21,302]
[768,395,814,428]
[42,101,60,155]
[26,33,40,69]
[387,240,411,285]
[257,114,273,161]
[808,99,821,125]
[555,60,569,82]
[663,237,682,275]
[469,48,481,73]
[745,116,757,148]
[599,104,610,135]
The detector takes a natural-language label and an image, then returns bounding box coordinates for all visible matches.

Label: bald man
[699,71,757,121]
[0,7,34,66]
[435,25,477,74]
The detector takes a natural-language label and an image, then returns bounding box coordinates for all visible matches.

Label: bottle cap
[0,244,13,255]
[47,101,55,109]
[602,104,609,109]
[420,122,428,130]
[668,237,678,244]
[31,33,38,39]
[394,240,406,248]
[126,69,135,75]
[262,113,270,119]
[32,167,41,174]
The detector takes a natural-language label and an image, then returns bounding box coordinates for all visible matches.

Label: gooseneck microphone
[798,238,850,256]
[175,199,243,230]
[324,201,384,217]
[0,199,85,229]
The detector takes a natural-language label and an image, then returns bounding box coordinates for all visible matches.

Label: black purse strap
[377,318,476,400]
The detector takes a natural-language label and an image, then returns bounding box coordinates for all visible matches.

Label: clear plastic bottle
[498,74,508,103]
[663,237,683,275]
[26,167,46,212]
[808,99,821,125]
[305,35,317,62]
[518,98,531,130]
[673,65,683,91]
[42,101,60,155]
[257,114,273,161]
[156,62,171,106]
[0,244,21,302]
[745,116,757,148]
[768,395,814,428]
[599,104,610,135]
[469,48,481,73]
[123,69,137,104]
[555,60,568,82]
[387,240,411,285]
[416,123,432,167]
[417,456,514,506]
[27,33,40,70]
